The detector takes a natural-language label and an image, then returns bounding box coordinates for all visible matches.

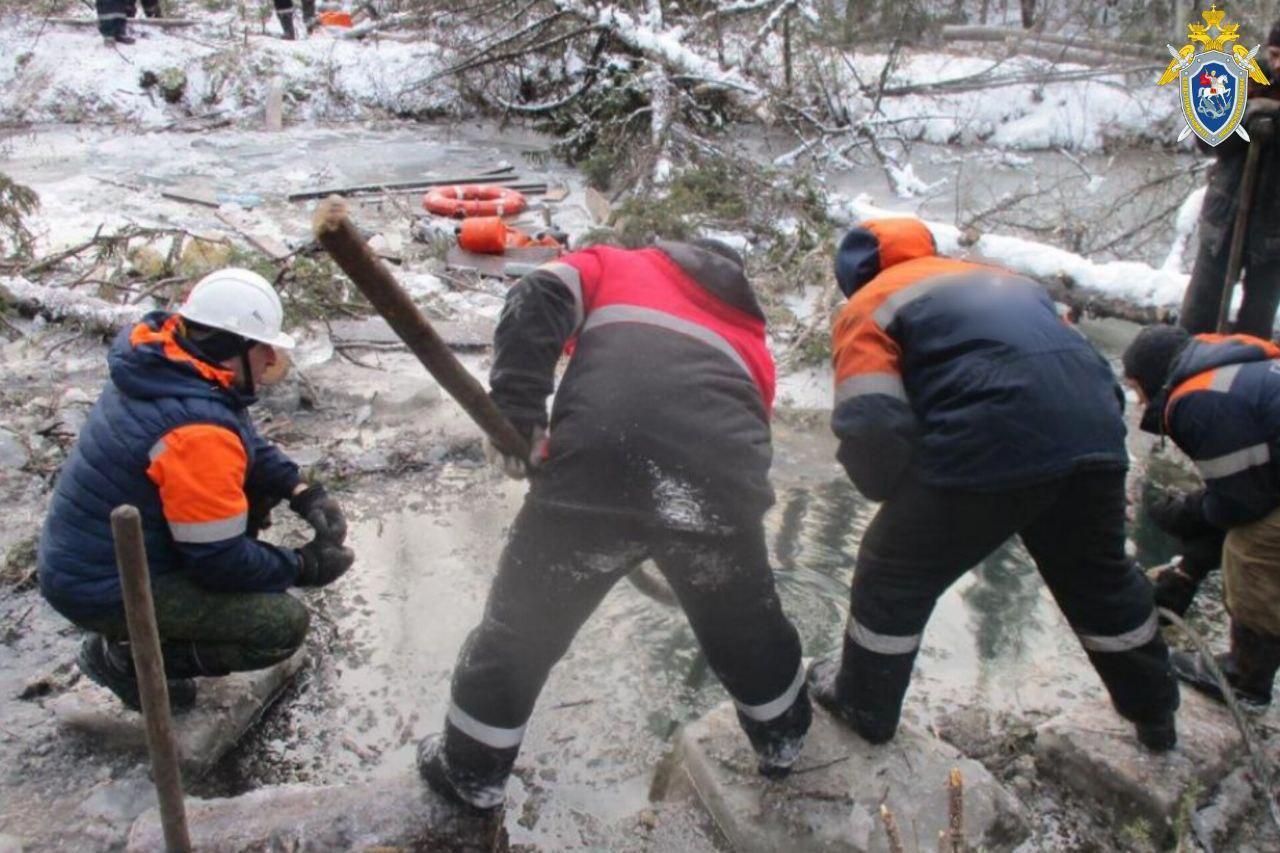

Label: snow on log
[551,0,770,118]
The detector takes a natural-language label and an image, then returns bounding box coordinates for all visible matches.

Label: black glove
[295,540,354,587]
[290,484,348,546]
[1146,488,1216,540]
[246,494,284,539]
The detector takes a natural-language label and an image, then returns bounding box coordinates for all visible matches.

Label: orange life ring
[423,185,527,218]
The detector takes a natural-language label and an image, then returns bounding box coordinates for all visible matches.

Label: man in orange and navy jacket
[807,218,1180,751]
[1125,326,1280,709]
[38,269,353,713]
[417,239,811,810]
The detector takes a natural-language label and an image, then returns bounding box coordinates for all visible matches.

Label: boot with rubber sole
[77,635,196,713]
[806,654,896,745]
[416,733,505,812]
[1171,621,1279,711]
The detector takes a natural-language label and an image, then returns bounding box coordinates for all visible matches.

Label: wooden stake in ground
[879,804,906,853]
[110,506,191,853]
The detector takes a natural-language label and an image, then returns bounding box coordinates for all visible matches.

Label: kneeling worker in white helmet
[37,269,354,712]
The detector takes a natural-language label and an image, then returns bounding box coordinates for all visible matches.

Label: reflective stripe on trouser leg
[735,662,805,722]
[847,615,922,655]
[97,0,128,35]
[446,701,525,750]
[1077,611,1158,653]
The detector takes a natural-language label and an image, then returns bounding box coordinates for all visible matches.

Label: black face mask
[239,350,256,397]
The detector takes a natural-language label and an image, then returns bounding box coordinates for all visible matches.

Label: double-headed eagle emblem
[1158,5,1269,145]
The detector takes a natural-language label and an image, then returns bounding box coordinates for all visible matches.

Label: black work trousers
[96,0,161,37]
[274,0,316,17]
[1181,237,1280,338]
[442,500,807,786]
[834,469,1178,742]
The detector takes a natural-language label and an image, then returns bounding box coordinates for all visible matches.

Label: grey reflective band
[539,262,585,331]
[98,12,127,19]
[1210,364,1243,393]
[1196,442,1271,480]
[736,663,805,722]
[1078,612,1158,653]
[847,616,921,655]
[447,701,525,749]
[169,512,248,544]
[835,372,907,404]
[873,280,945,328]
[148,440,166,462]
[583,304,751,379]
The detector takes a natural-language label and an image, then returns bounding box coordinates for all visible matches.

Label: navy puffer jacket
[38,312,301,620]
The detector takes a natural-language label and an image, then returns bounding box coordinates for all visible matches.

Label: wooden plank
[543,186,570,202]
[214,211,292,262]
[287,173,537,202]
[48,16,198,28]
[445,246,561,279]
[584,187,612,224]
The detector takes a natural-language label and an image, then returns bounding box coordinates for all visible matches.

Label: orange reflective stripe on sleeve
[832,309,903,393]
[146,424,249,543]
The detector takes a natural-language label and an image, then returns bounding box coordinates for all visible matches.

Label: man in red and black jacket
[1180,20,1280,337]
[417,239,811,809]
[808,218,1179,751]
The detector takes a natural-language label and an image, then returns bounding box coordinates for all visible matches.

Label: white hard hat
[179,268,296,350]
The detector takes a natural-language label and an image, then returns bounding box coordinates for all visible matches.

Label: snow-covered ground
[0,11,454,127]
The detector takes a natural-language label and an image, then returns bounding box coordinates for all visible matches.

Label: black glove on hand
[1146,488,1216,540]
[295,539,355,587]
[290,484,348,546]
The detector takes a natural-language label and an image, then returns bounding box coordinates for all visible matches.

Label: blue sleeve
[831,394,920,501]
[180,537,301,593]
[1170,391,1277,528]
[245,427,302,501]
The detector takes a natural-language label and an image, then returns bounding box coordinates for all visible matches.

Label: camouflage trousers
[1224,505,1280,636]
[73,571,310,676]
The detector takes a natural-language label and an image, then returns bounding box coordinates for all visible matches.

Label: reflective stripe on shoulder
[872,280,945,328]
[1077,612,1158,653]
[1195,442,1271,480]
[1210,363,1243,393]
[447,701,525,750]
[582,304,752,379]
[835,372,907,404]
[148,440,166,462]
[735,663,806,722]
[538,262,585,331]
[847,616,921,655]
[169,512,248,544]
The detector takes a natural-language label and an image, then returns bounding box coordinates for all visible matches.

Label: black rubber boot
[805,654,895,745]
[1134,714,1178,752]
[77,635,196,713]
[1172,622,1280,711]
[736,687,812,779]
[278,12,297,40]
[301,0,317,31]
[416,734,504,812]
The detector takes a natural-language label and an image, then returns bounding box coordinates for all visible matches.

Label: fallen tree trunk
[941,25,1154,60]
[548,0,770,119]
[46,17,199,28]
[0,276,139,337]
[1040,275,1173,326]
